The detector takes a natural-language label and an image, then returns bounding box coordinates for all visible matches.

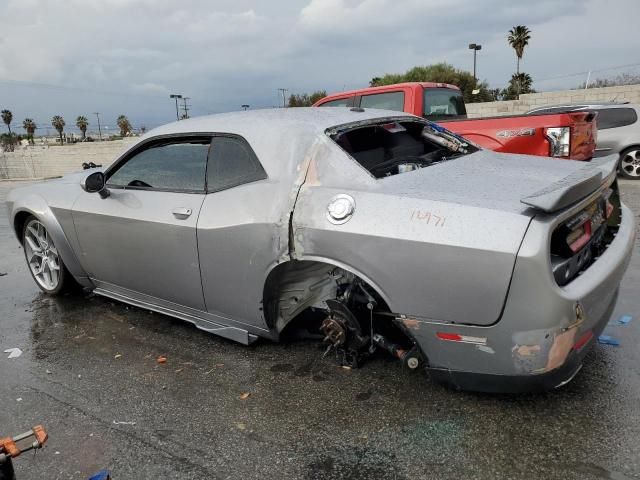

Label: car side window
[423,88,466,118]
[207,136,267,193]
[108,138,210,192]
[596,108,638,130]
[360,92,405,112]
[318,97,355,107]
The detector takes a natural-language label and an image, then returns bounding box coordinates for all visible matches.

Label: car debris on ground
[617,314,633,325]
[4,348,22,359]
[598,335,621,346]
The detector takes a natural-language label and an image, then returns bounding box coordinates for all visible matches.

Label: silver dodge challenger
[6,108,636,392]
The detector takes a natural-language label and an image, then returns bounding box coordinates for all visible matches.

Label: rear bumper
[399,202,635,393]
[428,358,583,393]
[426,287,617,393]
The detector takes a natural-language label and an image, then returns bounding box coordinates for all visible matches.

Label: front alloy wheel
[23,217,69,294]
[619,148,640,180]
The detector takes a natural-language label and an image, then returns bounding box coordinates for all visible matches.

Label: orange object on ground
[0,425,48,459]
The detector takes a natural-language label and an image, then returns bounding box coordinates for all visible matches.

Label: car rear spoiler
[520,155,619,213]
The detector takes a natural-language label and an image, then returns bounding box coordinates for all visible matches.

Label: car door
[71,135,211,311]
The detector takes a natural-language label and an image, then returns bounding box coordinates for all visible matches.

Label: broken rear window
[329,120,478,179]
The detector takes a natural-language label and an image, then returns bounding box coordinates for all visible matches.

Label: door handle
[172,207,193,219]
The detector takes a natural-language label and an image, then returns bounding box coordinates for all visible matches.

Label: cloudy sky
[1,0,639,134]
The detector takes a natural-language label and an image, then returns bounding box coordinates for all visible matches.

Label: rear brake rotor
[320,300,369,368]
[320,317,346,346]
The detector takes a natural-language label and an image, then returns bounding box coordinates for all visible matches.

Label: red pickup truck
[313,82,597,161]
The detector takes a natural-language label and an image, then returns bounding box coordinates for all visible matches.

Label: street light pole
[181,97,191,119]
[278,88,288,108]
[468,43,482,84]
[169,94,183,121]
[93,112,102,141]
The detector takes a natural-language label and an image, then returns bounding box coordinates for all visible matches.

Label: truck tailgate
[441,111,597,161]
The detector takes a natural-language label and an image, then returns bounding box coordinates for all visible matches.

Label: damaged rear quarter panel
[291,142,532,326]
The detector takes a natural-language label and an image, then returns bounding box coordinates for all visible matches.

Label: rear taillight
[545,126,571,157]
[550,185,619,286]
[566,221,592,253]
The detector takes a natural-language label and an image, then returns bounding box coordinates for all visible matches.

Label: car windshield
[330,119,478,179]
[423,88,466,120]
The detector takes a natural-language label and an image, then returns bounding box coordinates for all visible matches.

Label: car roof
[142,107,421,177]
[571,103,636,110]
[527,102,634,113]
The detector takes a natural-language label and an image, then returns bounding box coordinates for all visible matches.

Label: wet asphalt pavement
[1,180,640,480]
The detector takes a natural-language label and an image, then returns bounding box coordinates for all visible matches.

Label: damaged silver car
[6,108,636,392]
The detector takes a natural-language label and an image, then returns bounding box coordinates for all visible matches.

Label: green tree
[76,115,89,140]
[117,115,132,136]
[501,73,535,100]
[1,109,13,135]
[368,63,494,103]
[22,118,36,144]
[507,25,531,76]
[287,90,328,107]
[51,115,65,144]
[0,133,22,151]
[487,88,502,101]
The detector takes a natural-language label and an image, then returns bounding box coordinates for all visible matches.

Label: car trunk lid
[376,151,617,216]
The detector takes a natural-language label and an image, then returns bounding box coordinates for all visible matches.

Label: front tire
[619,147,640,180]
[22,216,72,295]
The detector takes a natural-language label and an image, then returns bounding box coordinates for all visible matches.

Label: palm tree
[76,115,89,140]
[1,109,13,135]
[116,115,131,136]
[507,25,531,75]
[51,115,65,145]
[22,118,37,145]
[511,73,534,93]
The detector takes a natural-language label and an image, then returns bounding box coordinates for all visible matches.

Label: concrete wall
[466,84,640,118]
[0,139,137,179]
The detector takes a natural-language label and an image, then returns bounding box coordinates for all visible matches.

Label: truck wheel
[619,148,640,180]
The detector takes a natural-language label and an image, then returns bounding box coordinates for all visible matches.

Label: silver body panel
[6,108,635,387]
[197,182,285,329]
[72,188,207,310]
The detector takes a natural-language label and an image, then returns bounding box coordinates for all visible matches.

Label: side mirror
[81,171,110,199]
